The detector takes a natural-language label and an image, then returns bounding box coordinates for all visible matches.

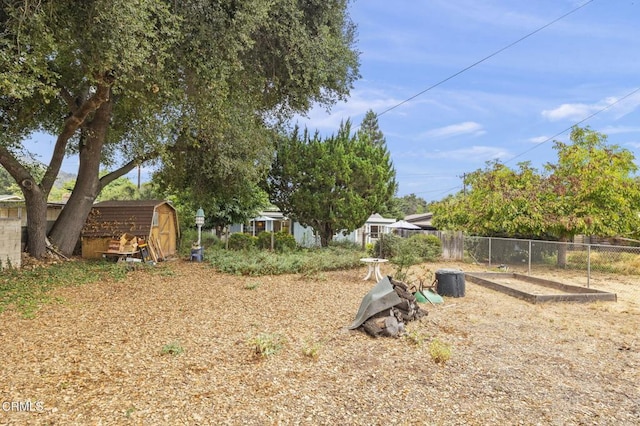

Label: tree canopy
[0,0,360,257]
[432,126,640,258]
[266,120,397,246]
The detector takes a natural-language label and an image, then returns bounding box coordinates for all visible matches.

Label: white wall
[0,218,21,269]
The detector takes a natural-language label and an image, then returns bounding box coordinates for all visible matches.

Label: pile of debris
[349,276,427,338]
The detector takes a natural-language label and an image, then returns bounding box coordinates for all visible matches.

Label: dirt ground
[1,260,639,425]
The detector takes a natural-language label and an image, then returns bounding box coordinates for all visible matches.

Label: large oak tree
[0,0,359,257]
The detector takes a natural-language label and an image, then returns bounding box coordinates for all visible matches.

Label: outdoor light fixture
[195,207,205,247]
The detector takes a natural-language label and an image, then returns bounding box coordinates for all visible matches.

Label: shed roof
[82,200,176,238]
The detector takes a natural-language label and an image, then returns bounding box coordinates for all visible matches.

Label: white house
[229,210,396,247]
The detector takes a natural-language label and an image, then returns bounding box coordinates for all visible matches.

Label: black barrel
[436,269,465,297]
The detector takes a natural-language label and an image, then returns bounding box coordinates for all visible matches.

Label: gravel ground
[1,260,639,425]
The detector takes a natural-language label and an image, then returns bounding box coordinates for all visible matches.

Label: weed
[244,282,261,290]
[429,338,452,364]
[207,245,365,276]
[404,330,429,346]
[161,341,184,356]
[301,340,323,359]
[248,333,285,358]
[0,260,129,318]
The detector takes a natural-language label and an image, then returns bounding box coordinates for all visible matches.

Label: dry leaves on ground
[1,260,639,425]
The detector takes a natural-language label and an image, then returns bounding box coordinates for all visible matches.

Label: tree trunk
[318,222,334,247]
[22,181,49,259]
[48,100,112,256]
[0,147,52,258]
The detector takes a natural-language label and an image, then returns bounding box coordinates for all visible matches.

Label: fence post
[528,240,532,275]
[587,244,591,288]
[488,237,492,267]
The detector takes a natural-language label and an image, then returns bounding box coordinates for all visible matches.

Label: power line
[376,0,595,118]
[415,85,640,199]
[506,86,640,164]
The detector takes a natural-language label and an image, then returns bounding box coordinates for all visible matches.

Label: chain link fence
[427,232,640,307]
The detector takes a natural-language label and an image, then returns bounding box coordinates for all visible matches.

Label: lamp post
[195,207,205,247]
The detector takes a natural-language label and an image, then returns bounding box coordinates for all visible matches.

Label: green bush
[274,231,297,252]
[256,231,297,252]
[207,245,365,276]
[256,232,273,250]
[228,233,257,251]
[404,234,442,262]
[329,239,362,251]
[371,234,402,258]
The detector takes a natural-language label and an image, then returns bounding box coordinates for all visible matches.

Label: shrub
[161,341,184,356]
[256,231,274,250]
[207,245,364,276]
[371,233,402,258]
[274,231,297,252]
[429,338,451,364]
[228,233,257,251]
[404,234,442,262]
[329,239,362,251]
[248,333,285,358]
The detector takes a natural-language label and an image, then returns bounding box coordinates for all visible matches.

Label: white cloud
[599,125,640,135]
[528,136,549,144]
[418,122,485,139]
[419,145,509,162]
[541,103,597,121]
[292,89,405,133]
[542,92,640,122]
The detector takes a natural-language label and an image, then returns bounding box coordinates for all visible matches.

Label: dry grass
[0,260,639,425]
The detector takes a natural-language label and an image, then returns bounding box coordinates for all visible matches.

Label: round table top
[359,257,389,263]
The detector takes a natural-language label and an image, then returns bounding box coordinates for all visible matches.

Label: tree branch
[99,150,158,187]
[0,146,33,187]
[59,87,78,113]
[41,84,111,192]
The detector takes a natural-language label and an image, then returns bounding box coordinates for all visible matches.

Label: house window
[152,212,158,227]
[370,225,380,239]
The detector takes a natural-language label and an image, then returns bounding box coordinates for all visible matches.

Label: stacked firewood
[360,278,427,338]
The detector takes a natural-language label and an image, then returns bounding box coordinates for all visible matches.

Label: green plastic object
[415,289,444,305]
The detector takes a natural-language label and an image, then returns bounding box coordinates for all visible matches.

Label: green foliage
[371,234,403,259]
[244,281,261,290]
[432,126,640,243]
[96,176,140,202]
[405,330,429,347]
[1,0,360,258]
[404,234,442,262]
[396,193,430,216]
[357,110,386,147]
[256,232,274,250]
[301,340,323,360]
[266,119,397,247]
[274,231,297,252]
[228,233,257,251]
[0,261,129,318]
[256,230,298,252]
[160,341,184,356]
[429,339,452,364]
[248,333,285,358]
[206,245,364,276]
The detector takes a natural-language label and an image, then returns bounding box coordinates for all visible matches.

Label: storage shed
[81,200,180,259]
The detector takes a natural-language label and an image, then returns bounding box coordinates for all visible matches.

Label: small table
[360,257,389,281]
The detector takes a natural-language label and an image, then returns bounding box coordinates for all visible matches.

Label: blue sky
[25,0,640,201]
[295,0,640,201]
